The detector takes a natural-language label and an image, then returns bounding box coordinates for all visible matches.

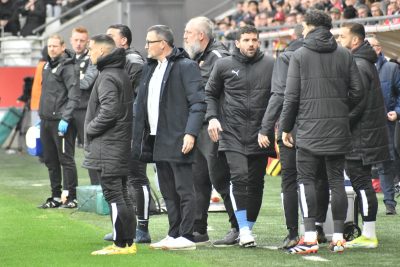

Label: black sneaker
[385,204,397,215]
[38,197,62,209]
[193,231,210,245]
[60,199,78,209]
[212,228,239,247]
[316,225,327,243]
[279,234,299,249]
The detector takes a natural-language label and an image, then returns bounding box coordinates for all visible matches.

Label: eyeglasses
[146,40,164,45]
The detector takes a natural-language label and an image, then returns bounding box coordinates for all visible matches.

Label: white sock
[332,233,343,243]
[362,221,376,239]
[304,231,317,242]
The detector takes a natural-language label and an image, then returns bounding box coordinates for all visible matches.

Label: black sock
[137,219,149,232]
[114,240,126,248]
[288,227,299,239]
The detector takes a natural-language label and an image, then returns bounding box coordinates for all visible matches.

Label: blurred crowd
[0,0,103,37]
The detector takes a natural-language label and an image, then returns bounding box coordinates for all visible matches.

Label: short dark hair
[236,25,259,40]
[304,9,332,29]
[147,25,174,47]
[108,24,132,46]
[343,6,357,19]
[342,22,365,40]
[90,34,116,48]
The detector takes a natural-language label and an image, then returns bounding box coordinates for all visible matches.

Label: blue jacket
[376,53,400,116]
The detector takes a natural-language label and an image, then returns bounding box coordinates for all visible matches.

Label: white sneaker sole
[161,245,196,251]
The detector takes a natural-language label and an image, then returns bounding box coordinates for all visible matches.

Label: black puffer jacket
[132,47,206,163]
[83,48,133,176]
[260,38,303,140]
[346,41,390,164]
[39,49,79,122]
[280,27,364,155]
[206,47,276,156]
[125,47,144,97]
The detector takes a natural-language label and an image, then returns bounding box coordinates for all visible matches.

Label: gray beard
[184,41,202,59]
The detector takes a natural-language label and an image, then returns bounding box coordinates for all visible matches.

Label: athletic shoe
[38,197,62,209]
[59,199,78,209]
[385,204,397,215]
[135,229,151,244]
[212,228,239,247]
[162,236,196,251]
[328,239,346,253]
[91,244,137,255]
[150,236,175,250]
[239,228,256,248]
[287,237,318,254]
[345,235,378,249]
[279,234,299,249]
[316,225,327,244]
[193,231,210,245]
[104,232,113,242]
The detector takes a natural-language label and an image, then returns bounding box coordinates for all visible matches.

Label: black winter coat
[76,50,98,110]
[346,41,390,164]
[280,27,364,155]
[39,49,80,122]
[206,47,276,156]
[260,38,303,140]
[83,48,133,176]
[125,48,144,97]
[132,47,206,163]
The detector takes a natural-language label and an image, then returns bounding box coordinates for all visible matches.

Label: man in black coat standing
[84,34,136,255]
[280,10,364,254]
[206,25,275,248]
[183,16,239,246]
[132,25,206,250]
[338,22,390,249]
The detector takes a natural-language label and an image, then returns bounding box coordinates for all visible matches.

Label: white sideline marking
[32,184,45,187]
[261,246,279,250]
[303,256,330,262]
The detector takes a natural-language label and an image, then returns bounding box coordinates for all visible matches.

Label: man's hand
[258,133,270,148]
[58,119,69,135]
[282,132,294,148]
[208,118,223,142]
[182,134,195,154]
[387,111,398,121]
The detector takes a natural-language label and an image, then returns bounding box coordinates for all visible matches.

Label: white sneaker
[239,228,256,248]
[150,236,175,250]
[162,236,196,250]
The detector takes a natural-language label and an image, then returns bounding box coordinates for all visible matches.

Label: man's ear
[235,40,240,48]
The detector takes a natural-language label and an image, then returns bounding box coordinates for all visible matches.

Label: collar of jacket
[96,48,126,71]
[285,38,303,52]
[47,49,76,68]
[232,46,264,64]
[303,26,337,53]
[193,38,216,62]
[352,40,378,64]
[376,52,387,71]
[146,46,189,66]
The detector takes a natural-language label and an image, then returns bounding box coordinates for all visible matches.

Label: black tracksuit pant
[345,159,378,222]
[40,119,78,200]
[193,124,238,233]
[225,151,268,223]
[297,148,347,233]
[98,174,136,247]
[156,161,195,239]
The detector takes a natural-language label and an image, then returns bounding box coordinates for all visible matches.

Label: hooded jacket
[75,49,98,110]
[280,27,364,155]
[206,47,276,156]
[83,48,133,176]
[346,41,390,164]
[260,38,303,140]
[125,47,144,97]
[132,47,206,163]
[39,49,80,122]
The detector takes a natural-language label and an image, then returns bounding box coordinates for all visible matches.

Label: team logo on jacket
[231,69,240,77]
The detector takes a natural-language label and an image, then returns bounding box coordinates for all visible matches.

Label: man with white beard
[183,17,239,247]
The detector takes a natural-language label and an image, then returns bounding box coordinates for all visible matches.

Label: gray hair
[187,16,214,40]
[147,25,174,47]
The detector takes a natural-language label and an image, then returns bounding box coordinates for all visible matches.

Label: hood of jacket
[96,48,126,71]
[352,40,378,64]
[47,48,76,68]
[376,52,388,71]
[285,38,303,52]
[303,27,337,53]
[232,46,264,64]
[146,47,189,66]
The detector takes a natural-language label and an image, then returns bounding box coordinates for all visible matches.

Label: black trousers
[225,151,268,222]
[156,161,195,239]
[128,154,150,222]
[297,148,347,233]
[73,109,85,146]
[193,125,238,233]
[98,174,136,246]
[345,159,378,222]
[40,119,78,199]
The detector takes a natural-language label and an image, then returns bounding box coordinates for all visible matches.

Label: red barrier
[0,67,36,108]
